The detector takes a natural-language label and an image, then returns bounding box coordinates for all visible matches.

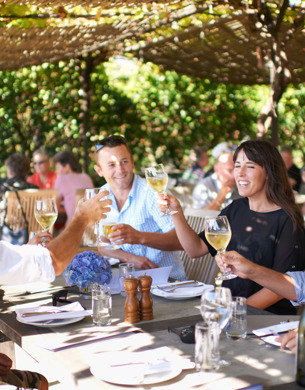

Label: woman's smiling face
[234,150,268,200]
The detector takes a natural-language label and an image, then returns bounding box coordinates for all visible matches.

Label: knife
[155,280,201,288]
[21,310,70,317]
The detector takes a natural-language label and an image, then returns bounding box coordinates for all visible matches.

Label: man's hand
[74,190,111,227]
[276,328,298,353]
[27,232,53,247]
[108,223,141,245]
[124,255,158,270]
[0,353,12,375]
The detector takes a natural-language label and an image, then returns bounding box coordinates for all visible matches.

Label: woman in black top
[162,140,305,314]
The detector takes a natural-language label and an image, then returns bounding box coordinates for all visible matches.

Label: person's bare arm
[108,226,183,251]
[247,288,284,310]
[48,190,111,275]
[217,251,297,301]
[158,192,209,258]
[98,247,158,269]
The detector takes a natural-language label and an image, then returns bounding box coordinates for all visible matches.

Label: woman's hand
[215,251,256,279]
[157,192,182,215]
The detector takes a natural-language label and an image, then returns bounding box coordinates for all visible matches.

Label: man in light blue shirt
[94,135,186,281]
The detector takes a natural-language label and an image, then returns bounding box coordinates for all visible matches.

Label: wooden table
[0,278,303,389]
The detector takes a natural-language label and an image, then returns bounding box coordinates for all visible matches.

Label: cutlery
[21,310,70,317]
[249,330,290,338]
[157,284,203,293]
[156,280,200,291]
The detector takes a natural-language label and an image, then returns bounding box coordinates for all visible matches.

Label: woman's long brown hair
[233,139,303,230]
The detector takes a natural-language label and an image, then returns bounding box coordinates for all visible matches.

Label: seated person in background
[160,139,305,315]
[281,145,302,192]
[180,146,209,185]
[27,147,57,189]
[53,151,93,227]
[94,135,186,281]
[0,153,38,195]
[0,153,38,224]
[192,151,239,210]
[215,251,305,353]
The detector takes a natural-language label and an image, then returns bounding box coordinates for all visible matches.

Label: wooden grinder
[124,277,140,323]
[138,274,153,321]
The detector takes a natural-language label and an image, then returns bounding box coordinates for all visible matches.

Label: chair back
[4,189,58,234]
[180,209,220,284]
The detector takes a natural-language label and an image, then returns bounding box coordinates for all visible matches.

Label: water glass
[225,296,247,340]
[195,321,220,371]
[119,263,135,296]
[92,285,112,326]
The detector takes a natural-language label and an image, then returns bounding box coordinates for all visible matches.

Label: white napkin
[16,302,91,323]
[252,320,299,337]
[90,346,194,384]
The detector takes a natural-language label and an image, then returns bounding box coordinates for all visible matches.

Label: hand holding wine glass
[34,199,58,245]
[204,215,236,280]
[145,163,178,217]
[85,188,101,247]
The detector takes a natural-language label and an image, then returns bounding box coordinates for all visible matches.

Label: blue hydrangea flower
[63,251,112,288]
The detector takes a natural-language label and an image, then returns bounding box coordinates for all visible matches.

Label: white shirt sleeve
[286,271,305,306]
[0,241,55,285]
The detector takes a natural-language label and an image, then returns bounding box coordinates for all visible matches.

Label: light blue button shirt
[100,175,186,280]
[286,271,305,305]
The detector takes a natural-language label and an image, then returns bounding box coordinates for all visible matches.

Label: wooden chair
[4,189,58,235]
[180,208,220,284]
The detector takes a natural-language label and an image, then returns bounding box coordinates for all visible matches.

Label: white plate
[17,316,85,328]
[151,283,213,300]
[90,360,181,386]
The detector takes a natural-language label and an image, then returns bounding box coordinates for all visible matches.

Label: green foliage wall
[0,57,304,181]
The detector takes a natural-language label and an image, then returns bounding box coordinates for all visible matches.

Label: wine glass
[200,286,233,366]
[85,188,102,247]
[100,208,121,250]
[145,163,178,217]
[204,215,237,280]
[34,199,58,244]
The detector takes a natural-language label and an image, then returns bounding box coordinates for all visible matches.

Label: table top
[0,277,302,390]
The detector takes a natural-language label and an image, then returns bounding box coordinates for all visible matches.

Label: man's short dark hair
[53,151,79,172]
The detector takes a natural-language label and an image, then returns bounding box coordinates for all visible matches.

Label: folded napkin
[252,320,299,337]
[16,302,91,323]
[152,282,214,298]
[90,346,194,384]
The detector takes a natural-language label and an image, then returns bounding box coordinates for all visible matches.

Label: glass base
[104,244,120,250]
[216,273,238,281]
[161,210,178,217]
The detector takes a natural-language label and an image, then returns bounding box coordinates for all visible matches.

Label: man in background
[180,146,209,185]
[192,151,239,210]
[281,146,301,192]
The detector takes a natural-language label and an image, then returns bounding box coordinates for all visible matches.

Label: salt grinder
[138,274,153,321]
[124,277,140,323]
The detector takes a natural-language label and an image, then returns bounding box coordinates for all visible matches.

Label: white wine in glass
[204,216,237,280]
[145,163,178,217]
[34,199,58,232]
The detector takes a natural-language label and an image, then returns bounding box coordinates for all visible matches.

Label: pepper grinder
[124,277,140,323]
[138,274,153,321]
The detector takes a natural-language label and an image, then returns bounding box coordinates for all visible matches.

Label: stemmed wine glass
[200,287,233,367]
[85,188,102,247]
[34,199,58,245]
[145,163,178,217]
[204,215,236,280]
